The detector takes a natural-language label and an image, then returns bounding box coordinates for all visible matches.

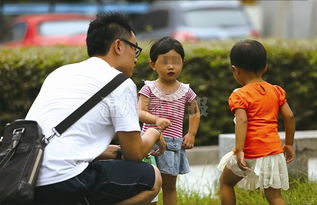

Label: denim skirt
[153,136,190,176]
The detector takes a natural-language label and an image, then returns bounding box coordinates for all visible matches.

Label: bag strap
[43,73,129,145]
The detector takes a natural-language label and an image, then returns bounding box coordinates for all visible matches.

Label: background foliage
[1,40,317,145]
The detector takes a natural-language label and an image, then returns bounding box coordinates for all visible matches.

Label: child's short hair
[150,36,185,62]
[230,39,267,72]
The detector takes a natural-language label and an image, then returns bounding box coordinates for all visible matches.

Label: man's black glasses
[120,38,142,58]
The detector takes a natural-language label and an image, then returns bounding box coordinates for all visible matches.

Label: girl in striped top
[138,37,200,205]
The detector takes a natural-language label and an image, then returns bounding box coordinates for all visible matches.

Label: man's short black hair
[86,12,135,57]
[150,36,185,62]
[230,39,267,72]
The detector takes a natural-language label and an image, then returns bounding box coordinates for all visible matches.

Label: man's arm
[117,128,166,161]
[96,145,121,160]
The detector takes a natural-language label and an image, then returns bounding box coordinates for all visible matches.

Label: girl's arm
[279,102,295,163]
[138,94,170,129]
[183,99,200,149]
[234,108,249,171]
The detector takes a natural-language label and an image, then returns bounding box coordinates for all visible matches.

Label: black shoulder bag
[0,73,128,204]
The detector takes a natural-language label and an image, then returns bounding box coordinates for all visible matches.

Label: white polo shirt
[26,57,140,186]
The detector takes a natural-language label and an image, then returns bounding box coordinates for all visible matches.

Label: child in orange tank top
[218,39,295,205]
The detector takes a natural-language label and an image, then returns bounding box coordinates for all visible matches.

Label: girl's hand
[283,145,295,163]
[182,133,195,149]
[155,117,171,130]
[236,150,250,171]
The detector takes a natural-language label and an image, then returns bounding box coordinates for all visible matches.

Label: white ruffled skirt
[217,152,289,190]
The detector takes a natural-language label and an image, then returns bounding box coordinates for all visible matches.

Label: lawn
[156,177,317,205]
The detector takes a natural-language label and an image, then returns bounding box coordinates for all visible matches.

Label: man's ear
[113,39,122,55]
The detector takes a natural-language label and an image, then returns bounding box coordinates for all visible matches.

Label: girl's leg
[264,188,285,205]
[161,173,177,205]
[219,167,243,205]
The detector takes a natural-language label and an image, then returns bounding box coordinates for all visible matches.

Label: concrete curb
[186,145,219,165]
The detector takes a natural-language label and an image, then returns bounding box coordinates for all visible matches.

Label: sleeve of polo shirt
[109,79,141,132]
[228,89,248,113]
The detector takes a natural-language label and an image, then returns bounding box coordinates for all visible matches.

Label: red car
[0,13,93,46]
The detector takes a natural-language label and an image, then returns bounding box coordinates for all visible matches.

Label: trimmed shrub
[1,40,317,145]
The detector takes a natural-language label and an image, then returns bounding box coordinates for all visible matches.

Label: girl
[138,36,200,205]
[218,39,295,205]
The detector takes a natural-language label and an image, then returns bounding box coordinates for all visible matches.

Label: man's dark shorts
[33,160,155,205]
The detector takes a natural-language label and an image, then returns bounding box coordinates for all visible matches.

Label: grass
[156,177,317,205]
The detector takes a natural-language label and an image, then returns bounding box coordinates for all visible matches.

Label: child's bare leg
[264,188,285,205]
[219,167,243,205]
[161,173,177,205]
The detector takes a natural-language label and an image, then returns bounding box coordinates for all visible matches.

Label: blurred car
[0,13,93,47]
[133,1,259,42]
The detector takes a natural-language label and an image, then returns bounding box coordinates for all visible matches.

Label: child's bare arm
[183,99,200,149]
[279,102,295,163]
[235,108,249,170]
[138,94,170,129]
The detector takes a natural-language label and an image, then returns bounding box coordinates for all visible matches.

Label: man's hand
[151,132,166,156]
[96,145,121,160]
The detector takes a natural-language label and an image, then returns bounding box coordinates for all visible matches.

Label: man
[26,13,166,205]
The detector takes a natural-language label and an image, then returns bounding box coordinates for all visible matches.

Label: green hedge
[1,40,317,145]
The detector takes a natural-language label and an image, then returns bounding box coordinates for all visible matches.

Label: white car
[133,1,259,42]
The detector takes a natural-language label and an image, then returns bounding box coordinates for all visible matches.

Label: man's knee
[152,166,162,194]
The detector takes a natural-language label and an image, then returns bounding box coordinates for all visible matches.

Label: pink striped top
[139,81,197,138]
